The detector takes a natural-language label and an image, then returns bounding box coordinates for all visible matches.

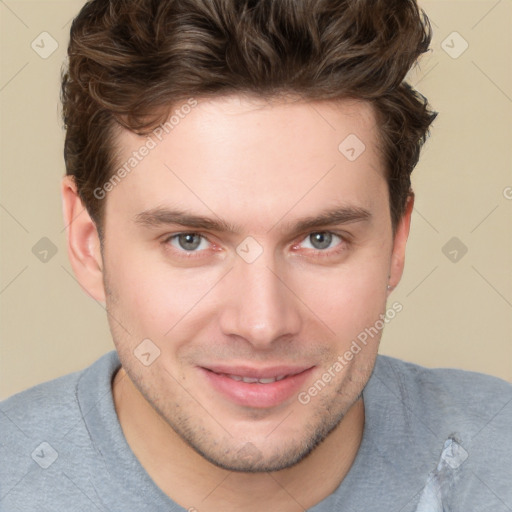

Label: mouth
[219,373,289,384]
[198,365,315,409]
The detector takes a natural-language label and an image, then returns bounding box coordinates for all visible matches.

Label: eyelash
[162,231,349,260]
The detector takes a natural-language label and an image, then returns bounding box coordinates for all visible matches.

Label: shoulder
[0,352,120,496]
[1,351,119,435]
[371,356,512,507]
[375,354,512,403]
[1,368,83,447]
[373,354,512,442]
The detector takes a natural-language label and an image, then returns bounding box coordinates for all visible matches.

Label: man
[1,0,511,511]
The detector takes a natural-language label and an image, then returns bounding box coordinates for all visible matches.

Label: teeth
[226,374,288,384]
[241,376,259,383]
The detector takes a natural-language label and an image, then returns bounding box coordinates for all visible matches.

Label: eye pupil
[310,232,332,250]
[178,233,202,251]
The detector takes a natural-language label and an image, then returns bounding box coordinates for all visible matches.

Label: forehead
[107,95,387,231]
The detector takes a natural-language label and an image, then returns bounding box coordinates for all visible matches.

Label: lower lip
[199,367,314,408]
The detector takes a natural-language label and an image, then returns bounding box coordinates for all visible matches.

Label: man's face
[101,95,400,472]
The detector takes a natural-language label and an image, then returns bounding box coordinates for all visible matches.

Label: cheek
[291,246,390,338]
[105,247,222,337]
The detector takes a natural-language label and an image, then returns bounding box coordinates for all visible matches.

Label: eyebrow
[134,205,372,235]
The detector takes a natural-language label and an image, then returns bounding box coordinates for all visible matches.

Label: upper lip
[202,364,313,379]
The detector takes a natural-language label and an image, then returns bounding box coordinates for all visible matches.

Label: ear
[61,175,105,302]
[387,192,414,295]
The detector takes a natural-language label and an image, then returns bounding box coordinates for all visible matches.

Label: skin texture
[61,95,413,511]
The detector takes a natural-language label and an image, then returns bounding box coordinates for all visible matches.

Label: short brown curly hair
[61,0,437,237]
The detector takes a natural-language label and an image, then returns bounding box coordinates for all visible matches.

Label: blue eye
[168,233,210,252]
[301,232,342,250]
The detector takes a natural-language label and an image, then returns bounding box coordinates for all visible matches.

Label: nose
[218,256,302,349]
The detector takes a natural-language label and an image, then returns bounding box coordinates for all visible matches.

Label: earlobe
[61,175,106,302]
[387,192,414,294]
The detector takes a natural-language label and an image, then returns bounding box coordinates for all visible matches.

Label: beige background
[1,1,511,399]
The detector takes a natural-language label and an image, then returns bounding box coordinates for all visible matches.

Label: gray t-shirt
[1,351,511,511]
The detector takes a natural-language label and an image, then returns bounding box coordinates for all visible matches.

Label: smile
[199,366,315,408]
[222,373,289,384]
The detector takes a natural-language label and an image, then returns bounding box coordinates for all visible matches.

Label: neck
[112,367,365,512]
